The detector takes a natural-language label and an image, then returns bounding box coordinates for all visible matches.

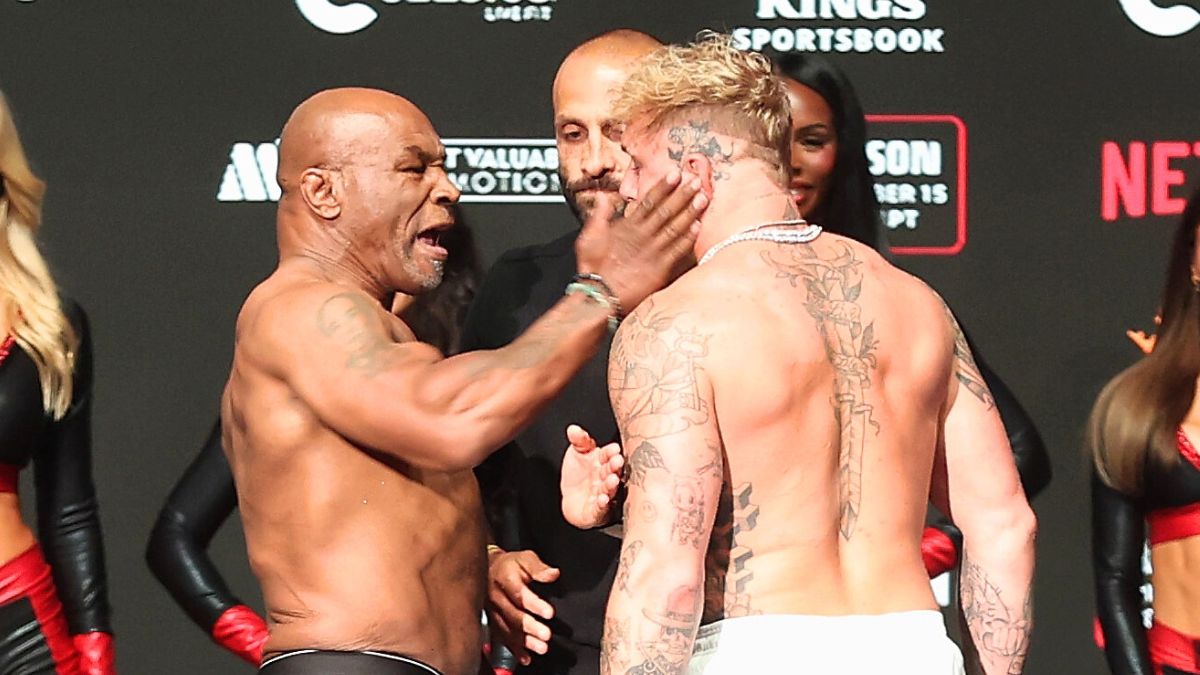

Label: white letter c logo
[1119,0,1200,37]
[295,0,379,35]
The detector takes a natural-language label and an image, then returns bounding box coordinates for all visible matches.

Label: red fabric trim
[1149,620,1200,673]
[1148,502,1200,546]
[1179,429,1200,473]
[0,544,80,674]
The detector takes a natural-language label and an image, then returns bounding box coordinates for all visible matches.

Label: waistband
[1149,620,1200,673]
[696,609,947,645]
[260,649,443,675]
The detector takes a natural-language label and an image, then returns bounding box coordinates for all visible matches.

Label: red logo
[1101,141,1200,221]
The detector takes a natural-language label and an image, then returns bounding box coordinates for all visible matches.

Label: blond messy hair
[612,32,791,184]
[0,92,77,418]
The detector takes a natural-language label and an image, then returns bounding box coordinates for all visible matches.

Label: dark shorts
[260,650,443,675]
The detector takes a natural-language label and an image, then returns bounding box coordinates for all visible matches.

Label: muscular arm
[933,306,1036,675]
[601,301,722,675]
[1091,471,1153,675]
[963,328,1052,499]
[146,419,267,664]
[265,286,612,472]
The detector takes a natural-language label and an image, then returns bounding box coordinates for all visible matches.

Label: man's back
[639,232,954,621]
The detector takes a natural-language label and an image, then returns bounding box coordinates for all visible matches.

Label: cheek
[557,145,585,179]
[794,145,838,185]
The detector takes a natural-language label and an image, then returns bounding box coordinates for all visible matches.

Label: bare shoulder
[237,279,379,369]
[615,277,733,358]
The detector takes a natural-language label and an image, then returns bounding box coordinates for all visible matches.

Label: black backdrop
[2,1,1199,672]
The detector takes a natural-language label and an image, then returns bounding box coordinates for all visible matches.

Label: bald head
[553,29,661,110]
[277,87,433,195]
[553,30,661,224]
[273,87,459,295]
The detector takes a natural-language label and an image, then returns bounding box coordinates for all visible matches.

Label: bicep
[259,290,455,466]
[940,368,1024,529]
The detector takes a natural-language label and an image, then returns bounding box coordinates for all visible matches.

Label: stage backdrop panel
[2,1,1199,672]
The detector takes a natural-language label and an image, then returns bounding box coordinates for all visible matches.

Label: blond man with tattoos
[561,34,1037,675]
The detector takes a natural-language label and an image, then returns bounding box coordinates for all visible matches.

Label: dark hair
[1090,185,1200,495]
[773,52,886,252]
[401,215,482,355]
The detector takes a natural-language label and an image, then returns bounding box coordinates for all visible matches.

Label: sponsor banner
[295,0,557,35]
[445,138,561,203]
[215,124,966,255]
[732,0,946,54]
[216,138,562,204]
[867,115,967,256]
[1101,140,1200,221]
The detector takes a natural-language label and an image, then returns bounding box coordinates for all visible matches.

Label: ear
[681,153,715,198]
[299,168,342,220]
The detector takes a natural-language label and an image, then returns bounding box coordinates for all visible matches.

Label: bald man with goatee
[461,29,665,675]
[221,86,704,675]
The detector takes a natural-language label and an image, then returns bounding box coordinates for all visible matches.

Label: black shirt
[462,230,618,675]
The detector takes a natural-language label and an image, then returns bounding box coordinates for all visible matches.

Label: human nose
[432,167,461,204]
[582,135,616,178]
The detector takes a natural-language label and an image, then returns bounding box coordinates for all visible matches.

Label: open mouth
[415,224,452,259]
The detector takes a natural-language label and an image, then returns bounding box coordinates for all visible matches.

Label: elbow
[961,498,1037,554]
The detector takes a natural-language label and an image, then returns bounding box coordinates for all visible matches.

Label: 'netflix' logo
[1101,140,1200,221]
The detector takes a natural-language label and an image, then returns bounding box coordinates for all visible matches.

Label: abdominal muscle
[1151,538,1200,635]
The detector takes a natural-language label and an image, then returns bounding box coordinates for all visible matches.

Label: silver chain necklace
[697,219,823,266]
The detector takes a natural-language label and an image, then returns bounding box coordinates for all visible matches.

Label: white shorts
[689,610,965,675]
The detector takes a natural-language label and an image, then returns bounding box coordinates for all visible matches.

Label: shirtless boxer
[566,35,1037,674]
[220,87,706,675]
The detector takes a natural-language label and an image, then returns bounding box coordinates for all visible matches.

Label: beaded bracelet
[572,273,624,318]
[565,282,620,332]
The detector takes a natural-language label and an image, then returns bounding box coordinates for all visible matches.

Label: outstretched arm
[261,175,705,472]
[932,304,1036,675]
[146,419,267,665]
[600,300,723,675]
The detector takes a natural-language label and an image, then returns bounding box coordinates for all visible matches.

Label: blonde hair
[0,92,77,418]
[611,32,792,183]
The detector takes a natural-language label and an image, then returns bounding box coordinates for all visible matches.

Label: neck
[694,176,799,261]
[276,207,390,304]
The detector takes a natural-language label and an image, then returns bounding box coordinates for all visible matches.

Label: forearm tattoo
[761,242,879,540]
[603,583,702,675]
[961,555,1032,675]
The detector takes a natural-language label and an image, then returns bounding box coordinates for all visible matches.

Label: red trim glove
[212,604,268,666]
[73,631,115,675]
[921,525,959,578]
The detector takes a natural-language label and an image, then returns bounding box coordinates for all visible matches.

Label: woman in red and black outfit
[1093,185,1200,675]
[0,93,115,673]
